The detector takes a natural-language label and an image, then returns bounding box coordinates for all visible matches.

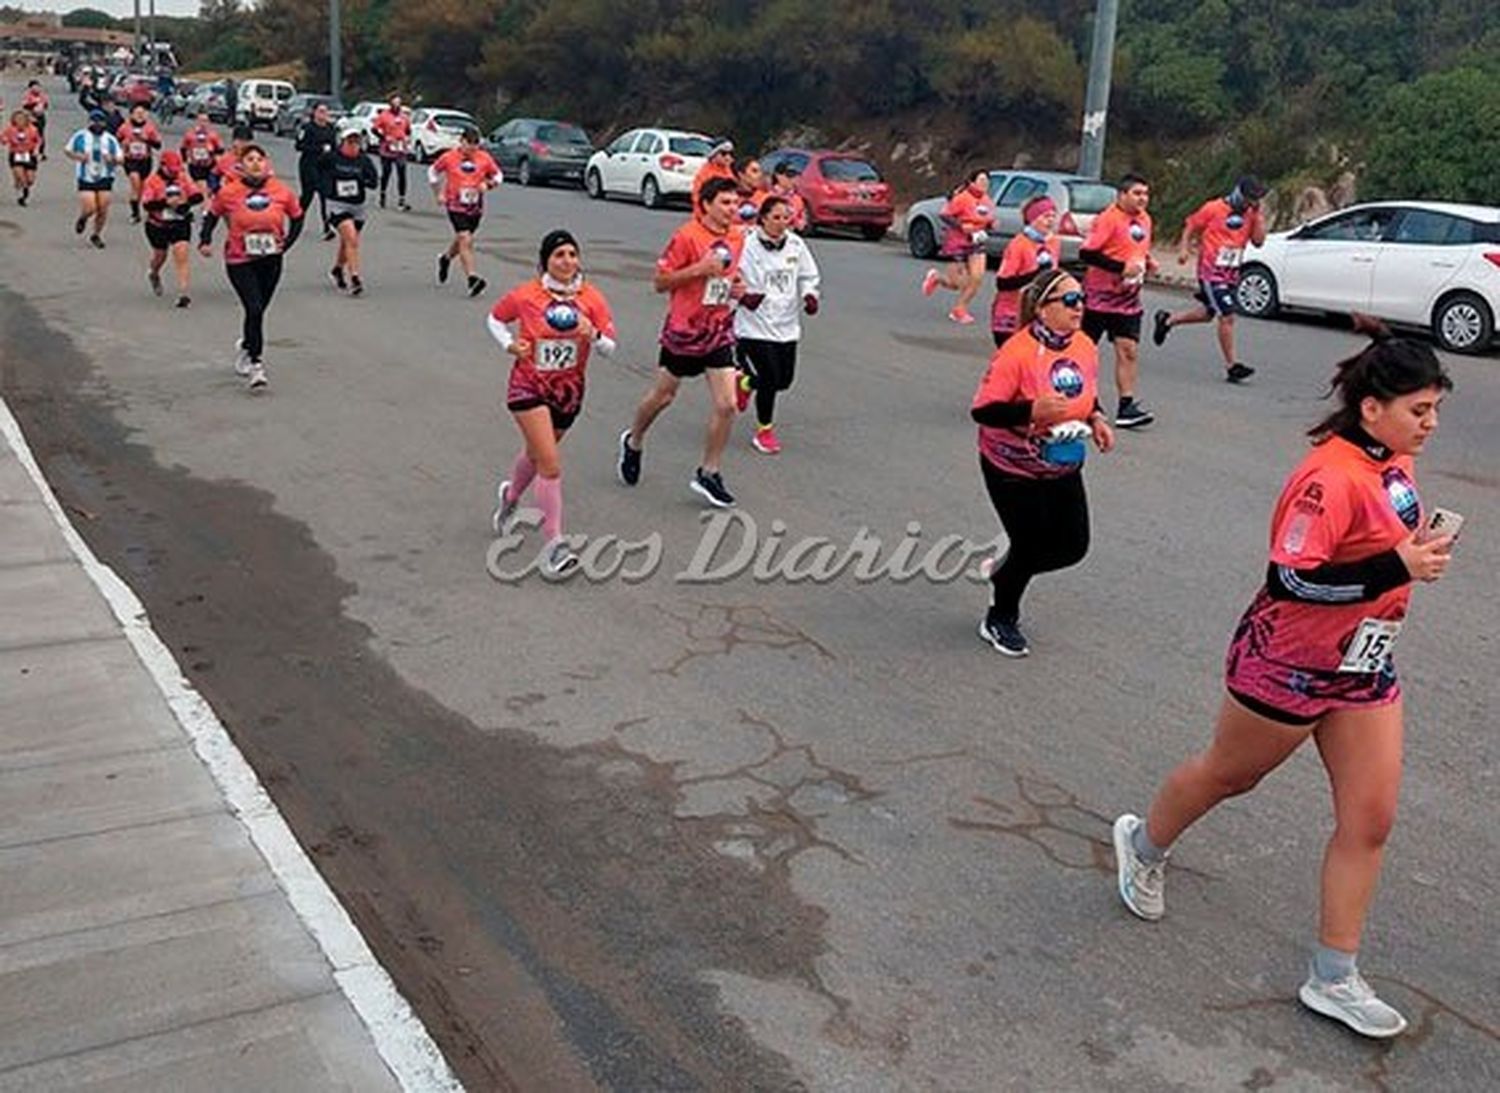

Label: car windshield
[538,123,590,145]
[431,113,474,130]
[822,158,880,182]
[669,136,714,156]
[1064,181,1116,214]
[275,87,294,101]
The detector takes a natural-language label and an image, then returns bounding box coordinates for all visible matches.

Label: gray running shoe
[1298,968,1408,1039]
[1112,813,1166,921]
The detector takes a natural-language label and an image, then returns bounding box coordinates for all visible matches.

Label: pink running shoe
[752,426,781,455]
[949,307,976,325]
[735,372,753,413]
[922,269,939,297]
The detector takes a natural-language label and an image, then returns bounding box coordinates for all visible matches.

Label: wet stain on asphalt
[652,601,835,677]
[1,288,824,1091]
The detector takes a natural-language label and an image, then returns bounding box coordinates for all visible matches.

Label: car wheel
[1432,292,1494,355]
[586,169,604,199]
[1235,264,1280,318]
[907,217,937,259]
[517,158,532,186]
[860,224,887,242]
[641,175,661,209]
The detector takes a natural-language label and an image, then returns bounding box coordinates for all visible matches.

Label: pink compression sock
[506,452,538,502]
[533,474,564,540]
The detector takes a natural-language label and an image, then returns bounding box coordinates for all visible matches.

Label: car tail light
[426,118,437,132]
[1485,252,1500,271]
[659,153,685,172]
[1059,211,1081,236]
[530,139,548,157]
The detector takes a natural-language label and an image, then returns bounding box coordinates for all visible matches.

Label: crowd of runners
[0,78,1465,1045]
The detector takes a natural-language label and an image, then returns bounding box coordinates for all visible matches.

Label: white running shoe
[1299,968,1408,1039]
[490,479,518,535]
[541,538,579,578]
[246,363,268,391]
[1112,813,1166,921]
[233,338,252,376]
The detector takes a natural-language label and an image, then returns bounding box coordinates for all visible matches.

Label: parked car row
[905,170,1116,264]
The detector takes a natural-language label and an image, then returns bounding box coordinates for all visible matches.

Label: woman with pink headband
[991,196,1063,348]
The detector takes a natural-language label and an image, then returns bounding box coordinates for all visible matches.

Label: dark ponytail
[1019,268,1072,327]
[1308,315,1453,441]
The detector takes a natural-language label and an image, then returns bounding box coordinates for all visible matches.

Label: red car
[761,148,894,240]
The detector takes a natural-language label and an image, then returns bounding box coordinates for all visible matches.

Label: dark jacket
[323,150,379,204]
[295,120,340,173]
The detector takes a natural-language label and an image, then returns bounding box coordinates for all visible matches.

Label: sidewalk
[0,399,458,1091]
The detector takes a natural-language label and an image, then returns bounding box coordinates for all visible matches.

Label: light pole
[133,0,142,65]
[329,0,342,99]
[1078,0,1120,179]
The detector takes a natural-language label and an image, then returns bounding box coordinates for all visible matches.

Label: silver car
[905,170,1116,264]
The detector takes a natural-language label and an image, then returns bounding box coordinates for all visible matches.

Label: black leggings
[298,162,327,228]
[226,255,283,362]
[980,457,1091,623]
[379,156,406,200]
[737,338,798,426]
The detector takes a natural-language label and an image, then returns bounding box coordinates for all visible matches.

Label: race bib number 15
[1338,618,1402,674]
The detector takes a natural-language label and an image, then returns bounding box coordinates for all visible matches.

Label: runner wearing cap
[325,130,379,296]
[1114,321,1455,1041]
[199,144,305,391]
[372,94,411,210]
[618,176,746,508]
[732,195,820,455]
[117,102,162,223]
[64,109,121,248]
[922,170,996,325]
[428,126,502,297]
[991,195,1062,348]
[1154,175,1269,383]
[1081,173,1159,429]
[692,140,736,208]
[141,150,203,308]
[487,229,618,577]
[2,109,41,206]
[769,162,806,231]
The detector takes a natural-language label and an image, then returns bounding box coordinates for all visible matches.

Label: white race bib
[243,231,279,257]
[386,139,406,154]
[13,151,33,165]
[191,147,211,164]
[1338,618,1402,674]
[335,178,358,198]
[1214,246,1244,269]
[702,277,732,306]
[458,186,480,205]
[535,339,579,372]
[160,207,182,221]
[129,141,148,158]
[764,269,793,294]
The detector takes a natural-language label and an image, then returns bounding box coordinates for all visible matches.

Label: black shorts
[1195,280,1238,318]
[736,338,798,392]
[76,178,114,193]
[659,344,736,378]
[123,158,152,178]
[506,398,578,432]
[447,210,482,234]
[187,164,213,183]
[145,221,192,249]
[328,209,365,229]
[1082,308,1143,344]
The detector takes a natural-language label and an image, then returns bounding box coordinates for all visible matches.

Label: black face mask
[88,124,105,134]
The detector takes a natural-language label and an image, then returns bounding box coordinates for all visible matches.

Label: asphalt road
[3,82,1497,1091]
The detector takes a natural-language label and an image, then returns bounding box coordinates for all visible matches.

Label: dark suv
[485,119,594,187]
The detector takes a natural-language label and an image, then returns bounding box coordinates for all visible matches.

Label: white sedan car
[584,128,715,209]
[1236,201,1500,354]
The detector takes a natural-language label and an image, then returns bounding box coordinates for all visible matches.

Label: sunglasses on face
[1043,290,1085,308]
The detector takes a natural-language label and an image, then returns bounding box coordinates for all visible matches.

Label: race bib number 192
[535,339,578,372]
[702,277,732,306]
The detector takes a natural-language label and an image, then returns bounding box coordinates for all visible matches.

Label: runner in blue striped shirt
[65,110,122,249]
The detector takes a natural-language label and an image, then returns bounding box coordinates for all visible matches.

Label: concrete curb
[0,396,463,1093]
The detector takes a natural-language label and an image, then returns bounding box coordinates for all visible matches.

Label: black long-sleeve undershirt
[1265,552,1410,605]
[993,272,1033,291]
[1079,247,1125,274]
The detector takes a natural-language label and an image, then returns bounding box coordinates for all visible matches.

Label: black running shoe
[1152,309,1172,347]
[617,429,641,486]
[176,295,191,309]
[467,275,487,298]
[350,276,364,297]
[321,226,335,241]
[330,266,347,291]
[1114,399,1155,429]
[74,215,87,234]
[978,617,1029,657]
[437,253,451,285]
[690,468,736,508]
[89,234,104,249]
[1225,362,1256,384]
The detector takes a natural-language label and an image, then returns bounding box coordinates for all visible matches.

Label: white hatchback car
[584,128,715,208]
[410,108,480,162]
[1237,201,1500,354]
[341,100,387,145]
